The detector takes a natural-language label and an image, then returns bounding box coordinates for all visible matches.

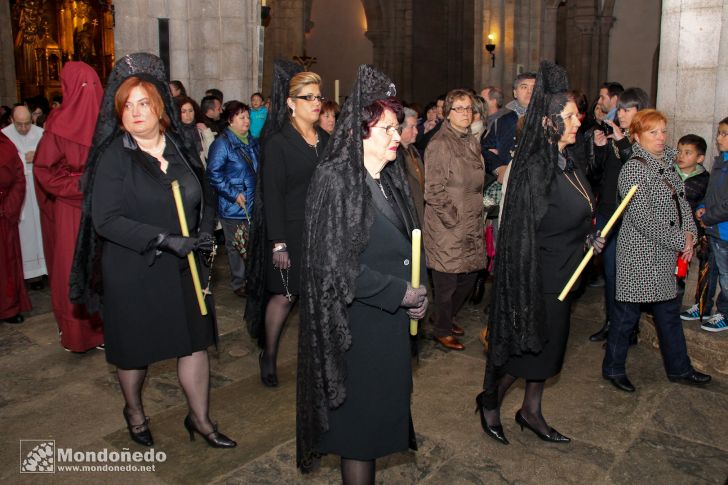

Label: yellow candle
[334,79,340,105]
[558,184,638,301]
[171,180,208,315]
[410,229,421,336]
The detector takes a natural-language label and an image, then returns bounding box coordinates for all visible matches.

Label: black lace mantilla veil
[486,60,571,369]
[244,59,303,345]
[69,53,202,311]
[296,65,414,471]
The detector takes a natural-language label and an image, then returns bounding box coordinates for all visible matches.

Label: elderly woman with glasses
[424,89,486,351]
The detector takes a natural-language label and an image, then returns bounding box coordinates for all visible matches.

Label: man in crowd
[201,95,224,135]
[598,82,624,123]
[1,105,46,287]
[481,72,536,183]
[480,86,507,133]
[398,107,425,224]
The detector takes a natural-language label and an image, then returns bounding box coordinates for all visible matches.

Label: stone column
[657,0,727,165]
[114,0,259,102]
[541,0,561,62]
[0,1,17,105]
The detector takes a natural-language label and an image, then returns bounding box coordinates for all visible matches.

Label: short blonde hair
[288,71,322,97]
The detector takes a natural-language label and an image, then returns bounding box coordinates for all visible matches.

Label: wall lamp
[485,34,496,67]
[261,0,271,27]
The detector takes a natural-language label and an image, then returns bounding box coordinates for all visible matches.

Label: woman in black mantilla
[244,65,330,387]
[475,61,604,445]
[69,53,235,449]
[297,65,428,484]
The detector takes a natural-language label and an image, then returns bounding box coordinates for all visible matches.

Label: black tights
[482,371,551,435]
[260,293,297,377]
[341,458,375,485]
[118,350,215,434]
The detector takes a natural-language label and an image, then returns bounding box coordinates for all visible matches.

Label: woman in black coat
[297,67,427,484]
[72,54,235,449]
[257,71,330,387]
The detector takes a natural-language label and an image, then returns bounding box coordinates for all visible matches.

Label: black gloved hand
[401,284,427,308]
[196,232,214,254]
[585,230,606,256]
[158,234,197,258]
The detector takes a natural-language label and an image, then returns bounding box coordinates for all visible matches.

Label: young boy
[249,92,267,139]
[676,135,711,319]
[695,118,728,332]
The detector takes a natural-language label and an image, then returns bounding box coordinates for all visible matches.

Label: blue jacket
[700,153,728,240]
[206,128,259,220]
[480,109,518,174]
[250,107,267,139]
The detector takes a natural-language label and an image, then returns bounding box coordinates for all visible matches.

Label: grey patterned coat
[616,144,697,303]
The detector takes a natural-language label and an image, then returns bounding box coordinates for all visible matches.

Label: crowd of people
[0,52,724,484]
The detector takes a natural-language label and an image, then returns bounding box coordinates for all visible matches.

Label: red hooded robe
[0,133,31,319]
[34,61,104,351]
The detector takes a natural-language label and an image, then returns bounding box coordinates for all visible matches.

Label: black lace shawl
[244,60,303,345]
[487,60,571,368]
[69,53,202,311]
[296,65,409,470]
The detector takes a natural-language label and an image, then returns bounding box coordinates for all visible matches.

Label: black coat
[92,133,216,368]
[317,177,425,460]
[262,122,329,294]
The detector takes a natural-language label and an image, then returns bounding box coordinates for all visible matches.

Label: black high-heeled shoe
[258,351,278,387]
[183,415,237,448]
[474,392,509,445]
[515,410,570,443]
[122,407,153,447]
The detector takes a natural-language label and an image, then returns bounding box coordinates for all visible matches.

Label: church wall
[0,1,17,106]
[114,0,260,102]
[607,0,661,98]
[262,0,306,96]
[658,0,727,166]
[306,0,372,102]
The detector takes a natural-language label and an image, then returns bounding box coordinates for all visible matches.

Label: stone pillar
[262,0,305,95]
[657,0,727,165]
[541,0,561,62]
[0,1,17,105]
[114,0,259,102]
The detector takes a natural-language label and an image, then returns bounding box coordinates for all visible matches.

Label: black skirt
[503,293,571,380]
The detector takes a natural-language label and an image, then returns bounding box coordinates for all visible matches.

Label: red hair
[114,76,170,133]
[630,109,667,139]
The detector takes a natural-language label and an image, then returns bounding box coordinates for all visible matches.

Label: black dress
[262,122,329,294]
[504,164,593,380]
[317,175,423,460]
[92,133,216,369]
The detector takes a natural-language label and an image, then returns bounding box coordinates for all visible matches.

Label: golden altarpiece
[10,0,114,101]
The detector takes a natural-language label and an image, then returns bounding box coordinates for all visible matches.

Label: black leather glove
[585,230,606,255]
[196,232,214,254]
[158,234,197,258]
[401,284,427,308]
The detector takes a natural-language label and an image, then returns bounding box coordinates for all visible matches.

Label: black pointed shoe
[589,322,609,341]
[474,392,508,445]
[184,415,236,448]
[515,410,570,443]
[604,374,636,393]
[122,407,153,447]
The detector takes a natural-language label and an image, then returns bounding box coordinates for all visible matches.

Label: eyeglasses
[371,125,401,136]
[718,131,728,138]
[450,106,474,114]
[293,95,326,102]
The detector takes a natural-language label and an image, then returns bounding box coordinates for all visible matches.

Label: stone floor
[2,255,728,484]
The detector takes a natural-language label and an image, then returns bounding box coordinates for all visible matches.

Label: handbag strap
[632,155,683,228]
